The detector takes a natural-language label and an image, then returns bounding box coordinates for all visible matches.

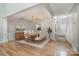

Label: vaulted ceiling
[8,3,75,17]
[8,3,75,21]
[49,3,74,16]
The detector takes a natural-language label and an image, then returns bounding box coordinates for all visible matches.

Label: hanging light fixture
[32,15,42,23]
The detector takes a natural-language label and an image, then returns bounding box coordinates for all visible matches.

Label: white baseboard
[2,39,8,43]
[0,40,8,44]
[65,36,78,52]
[66,39,78,52]
[0,41,3,44]
[72,46,78,52]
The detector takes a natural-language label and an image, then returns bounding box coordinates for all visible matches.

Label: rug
[17,39,50,48]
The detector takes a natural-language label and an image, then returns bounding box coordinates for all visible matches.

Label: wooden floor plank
[0,37,79,56]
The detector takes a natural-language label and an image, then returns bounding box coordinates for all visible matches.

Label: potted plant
[47,27,52,38]
[16,26,25,31]
[16,26,21,31]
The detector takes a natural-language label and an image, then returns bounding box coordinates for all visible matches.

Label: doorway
[54,15,68,42]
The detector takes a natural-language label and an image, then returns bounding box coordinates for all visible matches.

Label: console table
[15,32,25,40]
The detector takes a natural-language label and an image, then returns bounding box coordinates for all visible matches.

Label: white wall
[0,3,38,43]
[0,3,39,43]
[66,13,78,47]
[0,3,6,43]
[77,5,79,51]
[0,18,3,43]
[0,17,7,43]
[66,4,79,51]
[3,18,8,43]
[7,18,35,40]
[7,4,55,40]
[0,3,55,43]
[0,4,6,17]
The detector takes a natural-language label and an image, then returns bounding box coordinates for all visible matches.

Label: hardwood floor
[0,37,79,56]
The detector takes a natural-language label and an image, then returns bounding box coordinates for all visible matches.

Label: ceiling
[8,3,75,21]
[6,3,38,16]
[49,3,74,16]
[8,4,52,22]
